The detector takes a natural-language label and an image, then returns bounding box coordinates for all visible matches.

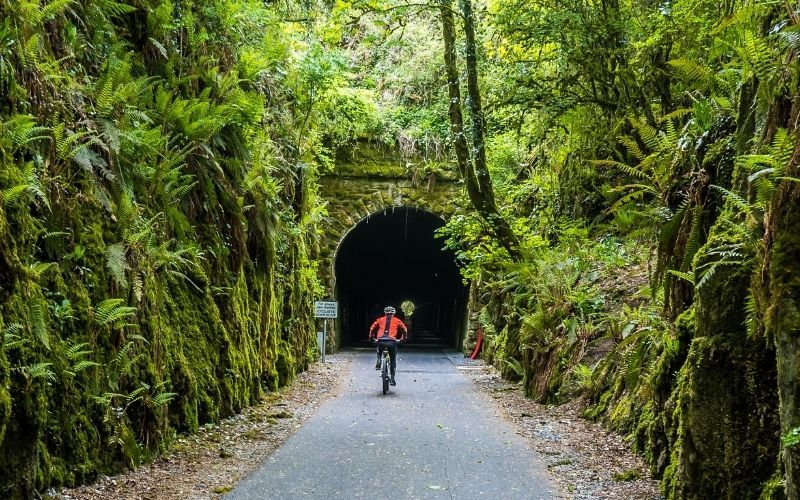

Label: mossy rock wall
[0,1,320,496]
[662,335,779,499]
[319,143,463,347]
[655,227,781,499]
[0,188,317,497]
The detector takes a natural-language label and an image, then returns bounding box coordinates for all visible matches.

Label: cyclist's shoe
[390,377,396,386]
[375,361,380,370]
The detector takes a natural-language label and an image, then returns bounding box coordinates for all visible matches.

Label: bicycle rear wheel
[381,357,389,395]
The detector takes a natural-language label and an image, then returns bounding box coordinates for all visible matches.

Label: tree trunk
[439,0,470,180]
[439,0,521,257]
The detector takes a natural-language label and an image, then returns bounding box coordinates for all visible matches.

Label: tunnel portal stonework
[317,144,476,351]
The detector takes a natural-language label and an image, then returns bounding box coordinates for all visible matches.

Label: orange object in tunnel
[369,314,408,341]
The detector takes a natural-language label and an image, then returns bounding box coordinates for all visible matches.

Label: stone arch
[317,175,465,348]
[317,176,461,294]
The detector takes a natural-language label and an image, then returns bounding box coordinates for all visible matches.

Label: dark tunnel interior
[335,207,468,348]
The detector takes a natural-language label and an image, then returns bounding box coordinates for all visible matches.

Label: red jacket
[369,314,407,341]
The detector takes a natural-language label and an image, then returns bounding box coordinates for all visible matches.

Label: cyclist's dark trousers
[376,340,397,376]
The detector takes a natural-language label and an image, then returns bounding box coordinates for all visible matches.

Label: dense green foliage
[327,0,800,497]
[432,1,799,497]
[0,0,347,496]
[2,0,800,498]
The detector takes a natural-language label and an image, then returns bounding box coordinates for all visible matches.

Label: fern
[2,323,26,350]
[17,362,56,382]
[572,363,594,391]
[1,114,50,150]
[65,341,93,360]
[151,391,178,408]
[124,384,148,408]
[696,259,746,290]
[668,58,712,83]
[28,261,56,279]
[3,162,50,209]
[90,0,137,21]
[92,298,136,328]
[783,427,800,448]
[503,357,525,378]
[1,184,29,204]
[739,30,777,84]
[592,159,650,180]
[132,272,144,302]
[29,302,50,349]
[632,119,661,152]
[659,200,688,252]
[40,0,75,21]
[108,336,148,388]
[778,24,800,52]
[53,124,102,164]
[667,269,694,285]
[106,243,130,288]
[66,360,102,378]
[41,230,70,240]
[710,185,757,221]
[679,205,704,271]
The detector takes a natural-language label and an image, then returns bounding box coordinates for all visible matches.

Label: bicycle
[373,338,400,395]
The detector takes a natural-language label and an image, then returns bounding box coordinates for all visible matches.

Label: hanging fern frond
[106,243,130,288]
[132,272,144,302]
[1,184,29,204]
[16,362,56,382]
[696,258,748,290]
[28,261,56,280]
[41,230,70,240]
[710,185,758,220]
[65,341,93,360]
[29,302,50,349]
[744,292,760,337]
[92,298,136,328]
[39,0,76,23]
[2,323,26,350]
[65,360,102,378]
[667,269,695,285]
[90,0,136,20]
[668,58,713,83]
[592,159,651,180]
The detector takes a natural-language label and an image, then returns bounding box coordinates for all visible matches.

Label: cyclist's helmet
[384,306,396,314]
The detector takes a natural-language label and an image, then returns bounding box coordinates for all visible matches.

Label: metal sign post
[314,301,338,363]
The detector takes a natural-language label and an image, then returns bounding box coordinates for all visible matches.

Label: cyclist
[369,306,407,386]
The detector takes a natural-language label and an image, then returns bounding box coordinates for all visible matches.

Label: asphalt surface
[227,349,558,499]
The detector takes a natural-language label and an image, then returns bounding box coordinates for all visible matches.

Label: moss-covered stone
[318,146,464,347]
[662,334,779,499]
[762,170,800,496]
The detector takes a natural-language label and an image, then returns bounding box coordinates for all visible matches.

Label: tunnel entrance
[334,207,468,348]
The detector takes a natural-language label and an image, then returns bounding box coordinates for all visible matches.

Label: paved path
[228,350,558,499]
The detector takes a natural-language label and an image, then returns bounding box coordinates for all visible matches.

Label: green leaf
[92,298,136,328]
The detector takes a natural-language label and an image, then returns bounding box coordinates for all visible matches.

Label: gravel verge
[54,353,353,500]
[454,356,662,500]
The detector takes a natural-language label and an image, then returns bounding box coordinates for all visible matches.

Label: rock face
[0,2,320,495]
